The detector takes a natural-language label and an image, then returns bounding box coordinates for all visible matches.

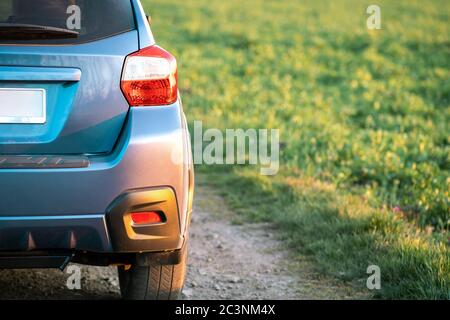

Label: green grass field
[142,0,450,299]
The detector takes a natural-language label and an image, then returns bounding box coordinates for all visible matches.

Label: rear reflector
[130,211,163,225]
[121,45,178,106]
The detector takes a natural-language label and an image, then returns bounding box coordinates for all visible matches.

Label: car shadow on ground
[0,265,121,300]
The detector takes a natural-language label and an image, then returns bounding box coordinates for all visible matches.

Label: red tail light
[121,45,178,107]
[130,211,164,225]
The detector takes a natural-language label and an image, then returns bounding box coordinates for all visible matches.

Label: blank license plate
[0,88,46,124]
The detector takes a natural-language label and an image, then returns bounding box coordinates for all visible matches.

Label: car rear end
[0,0,194,299]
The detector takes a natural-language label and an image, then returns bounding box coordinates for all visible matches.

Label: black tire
[118,246,188,300]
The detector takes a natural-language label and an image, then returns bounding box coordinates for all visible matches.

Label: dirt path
[0,184,363,300]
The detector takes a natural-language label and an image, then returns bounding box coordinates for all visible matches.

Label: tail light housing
[121,45,178,106]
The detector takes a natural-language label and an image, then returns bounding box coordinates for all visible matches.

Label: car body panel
[131,0,155,48]
[0,31,139,154]
[0,101,191,253]
[0,103,186,216]
[0,0,191,262]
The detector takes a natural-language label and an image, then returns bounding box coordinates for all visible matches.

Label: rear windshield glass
[0,0,135,44]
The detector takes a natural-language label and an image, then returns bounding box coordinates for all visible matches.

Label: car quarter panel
[0,103,188,225]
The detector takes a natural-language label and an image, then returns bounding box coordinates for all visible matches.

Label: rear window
[0,0,135,44]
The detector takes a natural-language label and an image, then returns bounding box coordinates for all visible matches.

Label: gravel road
[0,184,363,300]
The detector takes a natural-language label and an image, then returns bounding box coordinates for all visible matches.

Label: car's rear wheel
[118,246,187,300]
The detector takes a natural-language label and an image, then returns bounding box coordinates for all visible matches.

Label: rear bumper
[0,101,194,255]
[0,214,111,252]
[0,187,183,254]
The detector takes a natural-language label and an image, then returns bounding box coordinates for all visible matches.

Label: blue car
[0,0,194,300]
